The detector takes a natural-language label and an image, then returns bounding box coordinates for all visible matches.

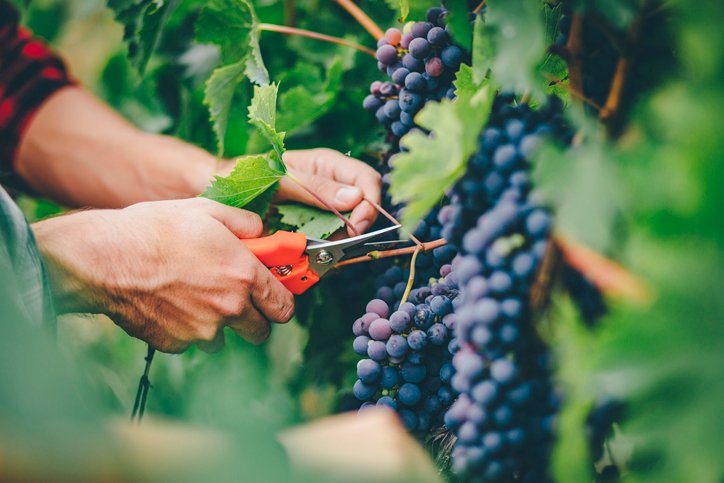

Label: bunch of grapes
[435,96,569,481]
[352,264,461,433]
[362,9,464,146]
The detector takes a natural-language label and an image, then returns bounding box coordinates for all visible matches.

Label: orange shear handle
[241,231,320,295]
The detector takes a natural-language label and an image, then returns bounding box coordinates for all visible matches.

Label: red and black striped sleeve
[0,0,75,184]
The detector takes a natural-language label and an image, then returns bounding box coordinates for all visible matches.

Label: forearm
[16,86,217,208]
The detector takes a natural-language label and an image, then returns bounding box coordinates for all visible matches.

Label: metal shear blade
[305,224,401,278]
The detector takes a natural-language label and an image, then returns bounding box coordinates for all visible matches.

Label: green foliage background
[5,0,723,481]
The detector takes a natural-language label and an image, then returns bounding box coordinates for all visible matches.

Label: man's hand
[280,149,382,236]
[218,148,382,237]
[32,198,294,353]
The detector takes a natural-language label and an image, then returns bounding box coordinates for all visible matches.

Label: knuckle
[195,324,218,343]
[217,296,246,318]
[235,270,256,290]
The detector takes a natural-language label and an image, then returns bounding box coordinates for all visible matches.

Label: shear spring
[274,265,293,276]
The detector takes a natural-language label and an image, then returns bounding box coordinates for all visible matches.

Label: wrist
[32,210,118,314]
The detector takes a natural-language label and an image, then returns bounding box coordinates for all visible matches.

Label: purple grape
[407,330,428,350]
[366,299,390,319]
[425,57,445,77]
[380,366,399,389]
[353,380,376,401]
[398,383,422,406]
[367,340,387,361]
[376,44,398,65]
[353,335,370,356]
[409,38,432,59]
[369,318,392,341]
[386,334,408,357]
[357,359,381,383]
[363,95,383,112]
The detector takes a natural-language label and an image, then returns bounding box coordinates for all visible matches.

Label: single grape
[353,335,370,356]
[376,44,398,65]
[427,323,448,345]
[391,66,410,85]
[369,318,393,341]
[385,28,402,46]
[425,57,445,77]
[363,94,383,112]
[357,358,382,383]
[386,334,409,357]
[353,379,376,401]
[367,340,388,361]
[409,38,432,59]
[427,26,449,46]
[441,45,463,69]
[377,395,398,409]
[407,329,428,350]
[404,71,425,92]
[491,358,518,385]
[398,383,422,406]
[380,366,399,389]
[410,21,433,39]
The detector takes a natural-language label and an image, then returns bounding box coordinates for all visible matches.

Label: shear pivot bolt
[315,250,334,265]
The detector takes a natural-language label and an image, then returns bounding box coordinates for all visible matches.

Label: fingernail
[356,220,370,233]
[336,186,362,204]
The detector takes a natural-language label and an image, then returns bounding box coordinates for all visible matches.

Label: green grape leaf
[248,83,286,169]
[107,0,178,75]
[389,67,494,228]
[479,0,548,98]
[204,61,247,156]
[202,153,284,210]
[277,203,348,239]
[197,0,269,155]
[444,0,473,51]
[276,58,345,134]
[202,83,287,214]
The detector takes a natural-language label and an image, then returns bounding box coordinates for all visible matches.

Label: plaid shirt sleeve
[0,0,75,187]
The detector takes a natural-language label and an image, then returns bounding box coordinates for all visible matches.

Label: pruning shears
[242,225,402,294]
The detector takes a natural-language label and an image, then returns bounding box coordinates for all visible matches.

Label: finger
[278,170,363,212]
[284,149,382,208]
[348,200,379,235]
[249,263,296,324]
[196,328,226,353]
[201,199,263,239]
[227,305,272,345]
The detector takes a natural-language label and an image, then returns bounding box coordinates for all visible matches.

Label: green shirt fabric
[0,186,55,327]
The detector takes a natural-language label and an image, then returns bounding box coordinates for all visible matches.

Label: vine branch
[599,3,647,133]
[332,0,384,40]
[556,236,651,302]
[364,197,423,248]
[472,0,486,15]
[563,13,585,96]
[286,172,360,236]
[258,23,376,57]
[544,74,602,111]
[335,238,448,267]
